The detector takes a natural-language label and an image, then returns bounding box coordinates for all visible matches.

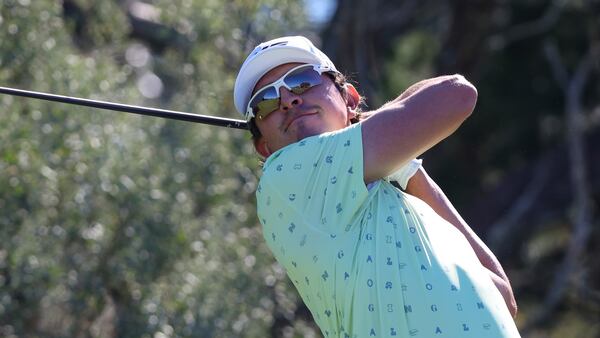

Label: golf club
[0,86,248,130]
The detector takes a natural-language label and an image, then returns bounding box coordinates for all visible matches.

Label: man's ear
[345,83,361,119]
[254,137,272,158]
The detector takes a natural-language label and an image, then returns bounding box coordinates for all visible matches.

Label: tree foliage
[1,0,318,337]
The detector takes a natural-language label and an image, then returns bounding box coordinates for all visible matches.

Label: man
[234,36,520,337]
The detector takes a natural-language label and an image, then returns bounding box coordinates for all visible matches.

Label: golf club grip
[0,86,248,130]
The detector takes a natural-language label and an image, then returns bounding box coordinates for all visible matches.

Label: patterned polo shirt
[256,123,521,338]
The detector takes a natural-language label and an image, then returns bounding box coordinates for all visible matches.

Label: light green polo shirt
[256,123,520,338]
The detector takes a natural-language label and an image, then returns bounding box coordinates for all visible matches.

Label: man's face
[253,63,355,157]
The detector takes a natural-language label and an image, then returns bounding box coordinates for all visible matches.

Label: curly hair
[247,72,365,141]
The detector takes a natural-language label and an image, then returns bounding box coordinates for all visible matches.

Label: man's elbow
[450,75,478,118]
[432,75,477,133]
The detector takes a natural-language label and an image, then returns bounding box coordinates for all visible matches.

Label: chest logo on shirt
[288,194,296,201]
[326,155,333,163]
[293,163,302,170]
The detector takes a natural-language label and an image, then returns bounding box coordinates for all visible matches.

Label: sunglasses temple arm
[0,86,249,130]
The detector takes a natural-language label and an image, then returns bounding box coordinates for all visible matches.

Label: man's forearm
[405,167,518,317]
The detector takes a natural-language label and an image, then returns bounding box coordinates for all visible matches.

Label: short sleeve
[257,123,369,232]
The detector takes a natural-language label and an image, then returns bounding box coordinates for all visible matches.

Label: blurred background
[0,0,598,337]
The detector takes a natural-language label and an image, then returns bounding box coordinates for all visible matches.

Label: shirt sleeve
[385,158,422,189]
[257,123,369,233]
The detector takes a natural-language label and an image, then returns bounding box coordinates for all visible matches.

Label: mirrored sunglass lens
[250,86,279,118]
[285,68,322,94]
[255,99,279,119]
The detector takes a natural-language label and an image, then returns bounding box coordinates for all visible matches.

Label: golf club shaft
[0,86,248,130]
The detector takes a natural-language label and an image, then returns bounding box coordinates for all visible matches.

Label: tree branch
[487,159,551,257]
[524,40,595,330]
[487,0,567,51]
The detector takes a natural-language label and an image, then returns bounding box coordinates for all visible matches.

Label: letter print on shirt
[256,125,521,338]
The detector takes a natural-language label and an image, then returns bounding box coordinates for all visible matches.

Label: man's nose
[279,87,302,111]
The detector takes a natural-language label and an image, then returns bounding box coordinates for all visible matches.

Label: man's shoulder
[258,123,364,202]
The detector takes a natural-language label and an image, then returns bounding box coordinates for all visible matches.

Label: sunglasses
[245,64,335,121]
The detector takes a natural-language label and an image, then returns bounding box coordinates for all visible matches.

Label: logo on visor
[251,41,289,57]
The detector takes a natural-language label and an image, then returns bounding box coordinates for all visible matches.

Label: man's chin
[293,126,323,142]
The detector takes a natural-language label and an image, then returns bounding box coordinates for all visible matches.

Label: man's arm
[361,75,477,183]
[405,167,518,318]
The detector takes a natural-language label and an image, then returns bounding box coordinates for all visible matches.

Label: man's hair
[248,72,365,141]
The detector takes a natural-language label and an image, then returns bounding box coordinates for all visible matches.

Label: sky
[304,0,337,24]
